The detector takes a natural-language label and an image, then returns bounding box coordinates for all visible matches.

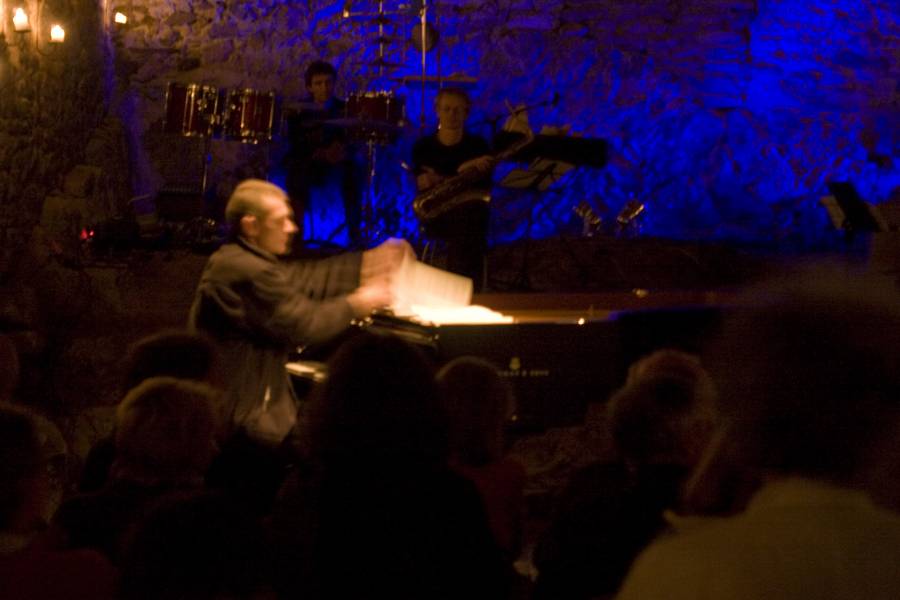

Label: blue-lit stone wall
[112,0,898,248]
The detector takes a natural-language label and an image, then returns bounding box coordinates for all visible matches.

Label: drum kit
[163,82,277,143]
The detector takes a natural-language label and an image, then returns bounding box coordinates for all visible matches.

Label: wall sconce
[113,11,126,24]
[12,6,31,32]
[49,23,64,42]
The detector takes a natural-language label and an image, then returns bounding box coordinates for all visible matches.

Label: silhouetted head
[123,329,220,392]
[610,349,718,468]
[113,377,221,485]
[307,332,446,469]
[437,356,514,467]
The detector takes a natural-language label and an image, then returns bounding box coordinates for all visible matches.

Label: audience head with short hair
[123,329,219,392]
[437,356,514,467]
[0,402,49,532]
[113,377,220,485]
[610,349,718,468]
[307,332,446,468]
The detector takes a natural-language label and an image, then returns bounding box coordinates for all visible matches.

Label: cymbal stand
[418,0,428,130]
[361,133,380,247]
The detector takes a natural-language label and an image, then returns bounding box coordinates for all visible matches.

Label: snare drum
[163,82,221,137]
[346,91,405,125]
[223,88,276,143]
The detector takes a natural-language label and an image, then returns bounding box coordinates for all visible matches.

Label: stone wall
[0,0,111,276]
[1,0,898,261]
[101,0,899,246]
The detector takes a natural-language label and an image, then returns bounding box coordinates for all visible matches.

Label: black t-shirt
[286,96,347,159]
[411,132,492,187]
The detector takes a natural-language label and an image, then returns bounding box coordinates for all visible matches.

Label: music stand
[822,181,888,241]
[499,159,574,290]
[500,159,573,192]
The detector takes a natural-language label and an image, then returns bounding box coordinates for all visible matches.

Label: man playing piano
[411,88,493,290]
[188,179,410,444]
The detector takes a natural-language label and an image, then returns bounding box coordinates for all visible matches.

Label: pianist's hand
[361,237,414,286]
[347,281,393,317]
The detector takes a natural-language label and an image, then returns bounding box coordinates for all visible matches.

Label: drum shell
[163,82,221,137]
[346,91,405,125]
[223,89,276,143]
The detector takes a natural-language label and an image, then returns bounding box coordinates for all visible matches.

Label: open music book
[389,255,513,325]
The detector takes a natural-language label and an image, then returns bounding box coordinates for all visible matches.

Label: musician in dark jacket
[284,60,363,247]
[411,88,492,290]
[188,179,409,445]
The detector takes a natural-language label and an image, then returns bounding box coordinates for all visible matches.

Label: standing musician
[411,88,493,290]
[284,60,363,248]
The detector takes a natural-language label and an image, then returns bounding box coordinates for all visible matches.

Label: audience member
[53,377,220,564]
[532,349,718,600]
[119,491,274,600]
[616,275,900,600]
[79,329,220,493]
[0,402,117,599]
[437,356,526,559]
[271,332,510,599]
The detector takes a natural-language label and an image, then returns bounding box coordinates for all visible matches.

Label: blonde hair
[224,179,287,228]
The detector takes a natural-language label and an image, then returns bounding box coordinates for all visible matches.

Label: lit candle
[114,11,127,24]
[49,24,64,43]
[12,7,30,32]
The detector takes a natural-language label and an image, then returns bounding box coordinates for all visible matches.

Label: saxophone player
[411,88,493,290]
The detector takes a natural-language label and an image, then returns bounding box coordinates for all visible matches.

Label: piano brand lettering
[500,357,550,378]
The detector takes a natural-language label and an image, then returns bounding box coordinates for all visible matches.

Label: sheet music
[390,255,512,325]
[407,304,514,325]
[392,254,472,312]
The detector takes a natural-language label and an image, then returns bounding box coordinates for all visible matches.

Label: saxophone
[413,132,534,223]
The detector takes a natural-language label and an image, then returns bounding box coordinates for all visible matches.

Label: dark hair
[306,332,446,468]
[304,60,337,87]
[0,402,44,529]
[609,376,704,466]
[437,357,513,466]
[123,329,219,392]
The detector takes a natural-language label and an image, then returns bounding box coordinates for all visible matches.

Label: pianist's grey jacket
[188,238,361,444]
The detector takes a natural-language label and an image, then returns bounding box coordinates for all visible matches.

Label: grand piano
[292,291,726,432]
[290,131,722,431]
